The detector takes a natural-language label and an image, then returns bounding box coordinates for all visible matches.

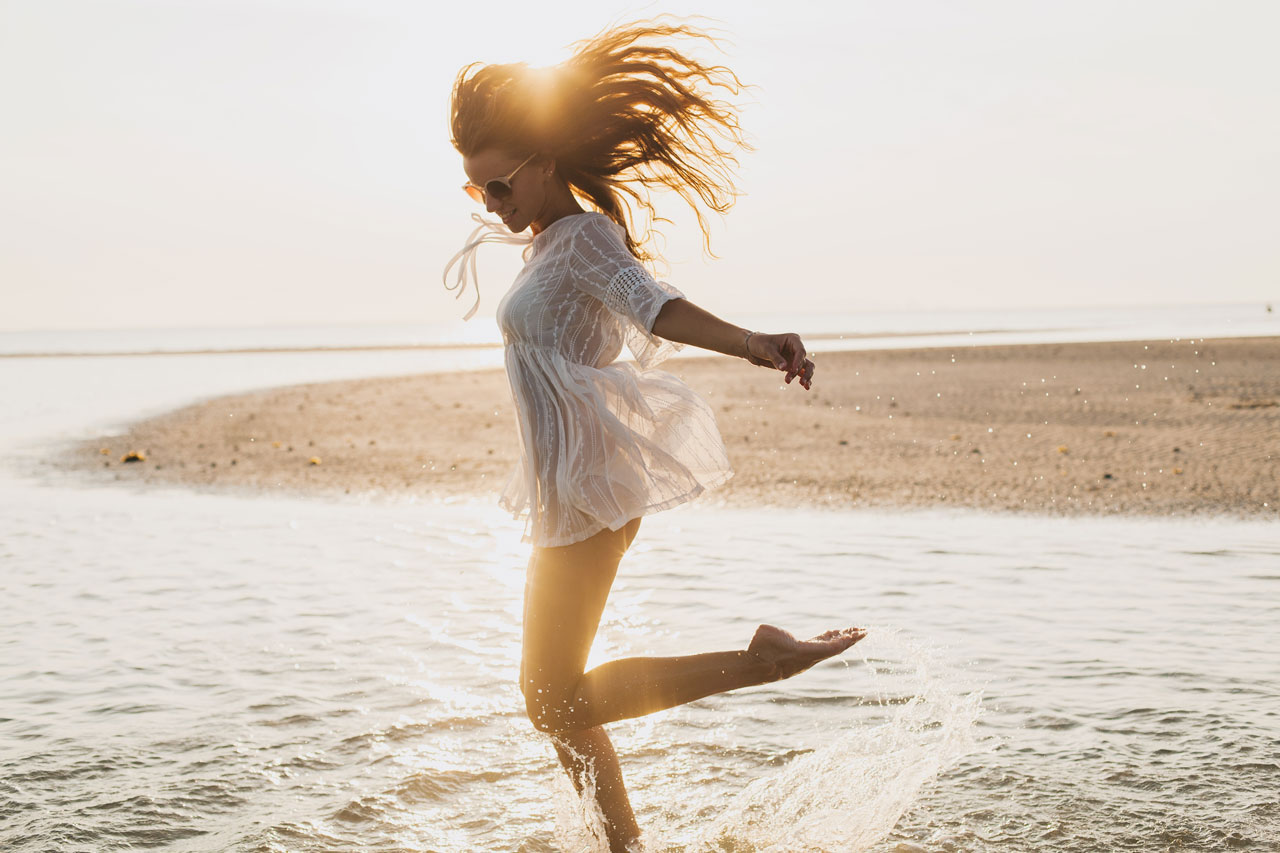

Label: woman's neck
[530,182,586,236]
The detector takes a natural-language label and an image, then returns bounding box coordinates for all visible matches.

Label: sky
[2,0,1277,331]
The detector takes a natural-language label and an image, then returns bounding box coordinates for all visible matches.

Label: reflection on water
[2,478,1277,852]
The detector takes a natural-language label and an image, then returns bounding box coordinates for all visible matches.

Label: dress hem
[503,468,735,549]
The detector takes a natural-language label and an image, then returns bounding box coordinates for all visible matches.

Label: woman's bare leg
[559,623,866,730]
[521,518,644,852]
[548,726,638,851]
[522,522,865,734]
[520,517,864,850]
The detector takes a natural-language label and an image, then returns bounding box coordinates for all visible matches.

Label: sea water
[1,319,1277,852]
[4,301,1276,356]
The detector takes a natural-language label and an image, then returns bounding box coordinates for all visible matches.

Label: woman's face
[461,149,547,234]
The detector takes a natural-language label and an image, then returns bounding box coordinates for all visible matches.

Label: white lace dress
[468,211,732,547]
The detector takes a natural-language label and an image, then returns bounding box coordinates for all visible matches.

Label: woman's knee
[522,679,584,734]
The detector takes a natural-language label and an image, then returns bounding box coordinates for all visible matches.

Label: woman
[447,21,866,852]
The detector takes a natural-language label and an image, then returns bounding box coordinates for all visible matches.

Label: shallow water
[3,483,1277,852]
[5,301,1276,356]
[2,340,1278,852]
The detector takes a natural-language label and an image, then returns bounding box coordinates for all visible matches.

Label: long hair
[449,19,750,261]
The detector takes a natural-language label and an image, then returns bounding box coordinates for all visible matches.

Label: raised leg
[523,534,865,733]
[548,624,866,731]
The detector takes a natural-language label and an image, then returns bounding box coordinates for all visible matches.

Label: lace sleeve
[568,214,685,368]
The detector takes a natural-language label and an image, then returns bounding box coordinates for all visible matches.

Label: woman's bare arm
[651,298,816,390]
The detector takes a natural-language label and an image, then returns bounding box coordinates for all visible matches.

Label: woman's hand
[746,332,815,390]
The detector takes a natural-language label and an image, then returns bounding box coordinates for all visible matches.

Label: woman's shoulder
[552,211,620,239]
[568,212,633,257]
[534,212,629,265]
[533,211,611,252]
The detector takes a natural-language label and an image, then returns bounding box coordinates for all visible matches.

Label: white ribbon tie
[442,213,533,321]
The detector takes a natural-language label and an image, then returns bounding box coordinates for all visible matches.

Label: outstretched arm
[651,297,816,390]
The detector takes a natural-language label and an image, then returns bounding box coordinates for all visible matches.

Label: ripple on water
[3,488,1279,851]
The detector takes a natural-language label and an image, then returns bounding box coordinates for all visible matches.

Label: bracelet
[742,330,757,361]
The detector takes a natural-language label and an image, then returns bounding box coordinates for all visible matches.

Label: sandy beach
[60,336,1280,518]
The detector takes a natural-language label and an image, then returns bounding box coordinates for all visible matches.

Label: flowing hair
[449,18,751,261]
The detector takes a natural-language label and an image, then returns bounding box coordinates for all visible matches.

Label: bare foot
[747,624,867,682]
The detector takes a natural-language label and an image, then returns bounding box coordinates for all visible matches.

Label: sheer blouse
[458,211,733,547]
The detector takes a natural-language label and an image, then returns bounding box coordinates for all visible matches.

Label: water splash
[547,630,987,852]
[552,750,614,853]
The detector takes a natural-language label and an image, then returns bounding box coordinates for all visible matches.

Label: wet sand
[59,337,1280,518]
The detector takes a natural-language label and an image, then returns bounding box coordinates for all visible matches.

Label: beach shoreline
[51,336,1280,519]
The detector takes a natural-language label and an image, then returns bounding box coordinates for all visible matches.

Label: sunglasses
[462,152,538,204]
